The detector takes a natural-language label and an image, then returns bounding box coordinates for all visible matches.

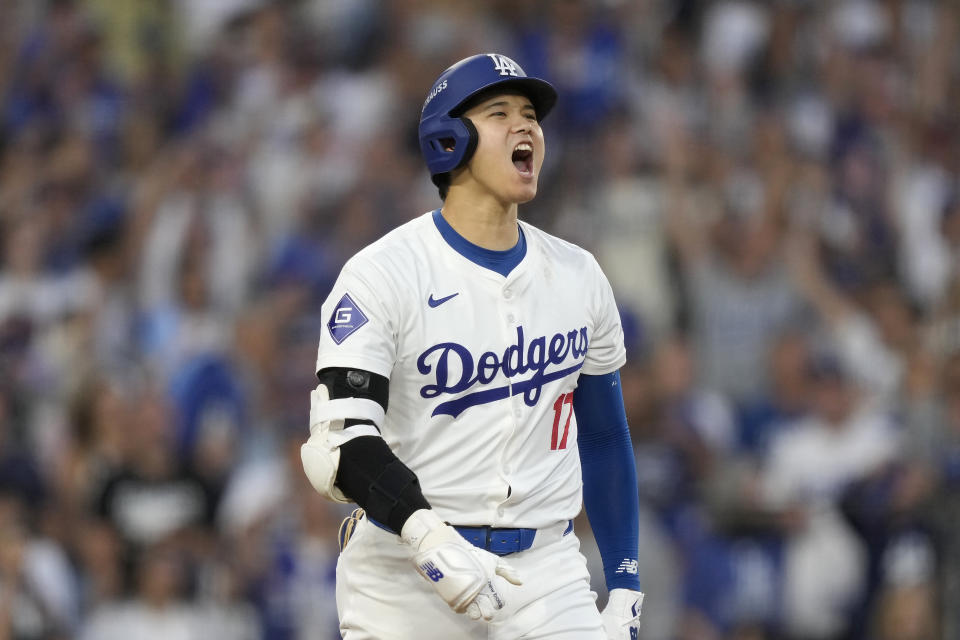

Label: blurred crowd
[0,0,958,639]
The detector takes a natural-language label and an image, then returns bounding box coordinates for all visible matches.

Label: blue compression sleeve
[574,371,641,591]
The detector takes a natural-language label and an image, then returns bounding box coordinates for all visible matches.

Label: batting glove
[601,588,644,639]
[401,509,522,621]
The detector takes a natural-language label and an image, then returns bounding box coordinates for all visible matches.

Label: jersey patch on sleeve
[327,293,369,344]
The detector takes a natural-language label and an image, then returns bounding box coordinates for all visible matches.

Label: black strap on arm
[317,367,390,430]
[318,367,430,533]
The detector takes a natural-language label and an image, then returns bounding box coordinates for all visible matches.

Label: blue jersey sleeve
[574,371,641,591]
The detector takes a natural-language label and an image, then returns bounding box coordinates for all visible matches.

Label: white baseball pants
[336,515,606,639]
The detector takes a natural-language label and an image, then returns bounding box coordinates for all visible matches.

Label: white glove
[601,588,644,639]
[401,509,522,621]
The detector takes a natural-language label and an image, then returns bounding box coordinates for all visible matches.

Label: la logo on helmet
[487,54,519,76]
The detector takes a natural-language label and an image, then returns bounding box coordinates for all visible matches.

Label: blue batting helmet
[419,53,557,184]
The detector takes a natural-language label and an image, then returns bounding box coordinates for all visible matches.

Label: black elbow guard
[316,367,428,532]
[335,436,430,534]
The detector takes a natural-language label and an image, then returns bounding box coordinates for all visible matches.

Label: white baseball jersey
[316,211,626,528]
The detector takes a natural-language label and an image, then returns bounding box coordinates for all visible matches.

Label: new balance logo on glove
[630,601,641,640]
[420,561,445,582]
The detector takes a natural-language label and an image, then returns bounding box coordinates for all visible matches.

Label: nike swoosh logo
[428,292,459,308]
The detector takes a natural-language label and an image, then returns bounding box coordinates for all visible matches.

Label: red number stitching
[550,392,574,450]
[559,393,574,449]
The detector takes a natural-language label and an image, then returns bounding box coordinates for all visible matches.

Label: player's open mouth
[512,142,534,177]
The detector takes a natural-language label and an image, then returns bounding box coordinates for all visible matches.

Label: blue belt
[368,517,573,556]
[454,525,536,556]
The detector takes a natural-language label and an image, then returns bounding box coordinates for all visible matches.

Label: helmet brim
[449,77,557,122]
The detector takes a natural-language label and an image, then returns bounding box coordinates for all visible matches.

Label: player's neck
[440,192,519,251]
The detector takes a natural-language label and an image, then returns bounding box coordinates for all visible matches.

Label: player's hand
[400,509,522,621]
[601,588,644,639]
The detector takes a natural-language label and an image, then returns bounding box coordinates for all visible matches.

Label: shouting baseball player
[301,53,644,639]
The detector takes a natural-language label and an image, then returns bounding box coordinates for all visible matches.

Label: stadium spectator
[0,1,957,637]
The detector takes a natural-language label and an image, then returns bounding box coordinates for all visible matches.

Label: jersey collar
[431,209,527,278]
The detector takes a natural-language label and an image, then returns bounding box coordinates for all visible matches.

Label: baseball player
[301,53,644,639]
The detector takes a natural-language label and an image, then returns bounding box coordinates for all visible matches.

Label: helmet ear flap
[453,117,479,171]
[420,116,476,176]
